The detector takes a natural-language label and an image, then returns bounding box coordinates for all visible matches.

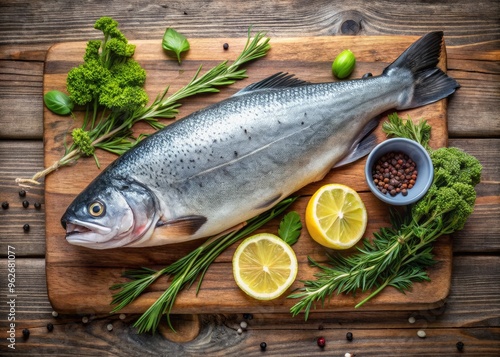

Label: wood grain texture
[0,0,498,355]
[1,256,498,356]
[1,1,499,139]
[1,0,499,44]
[0,141,46,256]
[43,36,453,315]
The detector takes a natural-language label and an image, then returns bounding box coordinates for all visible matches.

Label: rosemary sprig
[289,208,434,320]
[110,197,297,333]
[289,114,481,320]
[16,28,270,186]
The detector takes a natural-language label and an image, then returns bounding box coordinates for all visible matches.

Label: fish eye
[88,201,105,217]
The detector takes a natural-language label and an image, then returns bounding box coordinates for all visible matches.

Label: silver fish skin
[61,31,459,249]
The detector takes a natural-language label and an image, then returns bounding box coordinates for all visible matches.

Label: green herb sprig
[289,113,482,320]
[382,113,432,150]
[110,197,297,333]
[16,21,270,186]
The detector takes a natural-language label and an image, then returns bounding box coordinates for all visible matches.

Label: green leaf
[44,90,74,115]
[162,28,190,64]
[278,211,302,245]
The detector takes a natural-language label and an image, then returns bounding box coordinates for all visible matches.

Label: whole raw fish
[61,32,459,249]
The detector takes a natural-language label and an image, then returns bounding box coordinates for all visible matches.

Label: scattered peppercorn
[22,328,30,340]
[318,324,324,330]
[317,336,326,348]
[223,43,229,50]
[240,321,248,329]
[417,330,426,338]
[107,323,113,331]
[243,313,253,320]
[260,341,267,351]
[2,201,9,209]
[22,200,29,208]
[34,202,42,209]
[23,224,30,232]
[47,323,54,332]
[371,151,418,197]
[456,341,464,352]
[19,190,26,197]
[346,331,353,341]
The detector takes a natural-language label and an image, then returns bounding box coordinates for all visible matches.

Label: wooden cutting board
[44,36,452,316]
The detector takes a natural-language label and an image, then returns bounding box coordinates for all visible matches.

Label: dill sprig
[16,28,270,186]
[289,113,481,320]
[110,197,297,333]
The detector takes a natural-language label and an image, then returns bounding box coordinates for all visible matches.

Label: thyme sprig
[16,28,270,186]
[110,197,297,333]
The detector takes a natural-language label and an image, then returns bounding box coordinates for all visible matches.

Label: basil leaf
[278,211,302,246]
[44,90,74,115]
[162,28,190,64]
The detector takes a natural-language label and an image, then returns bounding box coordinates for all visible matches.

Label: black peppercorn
[19,190,26,197]
[260,342,267,351]
[22,328,30,339]
[47,323,54,332]
[34,202,42,210]
[23,224,30,232]
[372,151,418,197]
[22,200,29,208]
[346,331,353,341]
[456,341,464,351]
[243,313,253,320]
[223,43,229,50]
[2,201,9,209]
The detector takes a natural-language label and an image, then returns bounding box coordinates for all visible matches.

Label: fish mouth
[64,219,112,244]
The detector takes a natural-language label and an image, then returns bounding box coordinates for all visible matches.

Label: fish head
[61,178,159,249]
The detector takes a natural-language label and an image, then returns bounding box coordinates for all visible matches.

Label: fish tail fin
[383,31,460,109]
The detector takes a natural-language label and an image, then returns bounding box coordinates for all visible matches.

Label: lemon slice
[306,184,367,249]
[232,233,298,300]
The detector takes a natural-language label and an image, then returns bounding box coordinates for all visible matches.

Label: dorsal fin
[233,72,309,96]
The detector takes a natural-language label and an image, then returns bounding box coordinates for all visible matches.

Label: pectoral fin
[333,116,380,168]
[156,215,207,237]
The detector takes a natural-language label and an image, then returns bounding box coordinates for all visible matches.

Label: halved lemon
[232,233,298,300]
[306,184,367,249]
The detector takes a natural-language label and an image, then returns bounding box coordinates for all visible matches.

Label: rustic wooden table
[1,1,499,356]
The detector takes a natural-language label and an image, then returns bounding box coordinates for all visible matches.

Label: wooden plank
[1,0,500,44]
[0,61,44,139]
[0,141,46,257]
[42,36,454,315]
[1,256,498,355]
[449,139,500,253]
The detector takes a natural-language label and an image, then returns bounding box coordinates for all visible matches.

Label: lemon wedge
[232,233,298,300]
[306,184,367,249]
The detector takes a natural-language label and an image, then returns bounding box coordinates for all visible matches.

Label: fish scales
[61,32,460,249]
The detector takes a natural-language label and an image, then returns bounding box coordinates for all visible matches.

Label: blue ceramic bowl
[364,138,434,206]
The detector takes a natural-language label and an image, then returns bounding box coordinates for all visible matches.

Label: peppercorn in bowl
[364,138,434,205]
